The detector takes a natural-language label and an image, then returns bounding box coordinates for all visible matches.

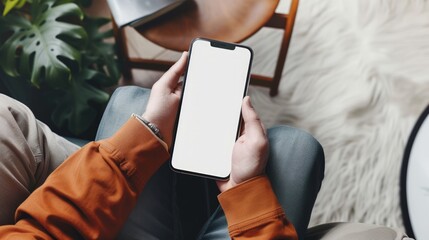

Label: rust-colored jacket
[0,117,297,239]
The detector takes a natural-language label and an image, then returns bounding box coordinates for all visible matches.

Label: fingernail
[247,96,253,108]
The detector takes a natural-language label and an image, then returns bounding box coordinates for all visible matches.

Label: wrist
[134,114,163,140]
[218,174,265,192]
[141,112,174,147]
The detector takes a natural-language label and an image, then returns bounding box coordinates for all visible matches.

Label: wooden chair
[112,0,299,96]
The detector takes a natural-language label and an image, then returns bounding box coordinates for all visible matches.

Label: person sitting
[0,52,408,239]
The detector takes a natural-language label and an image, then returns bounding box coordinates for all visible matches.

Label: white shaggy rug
[244,0,429,231]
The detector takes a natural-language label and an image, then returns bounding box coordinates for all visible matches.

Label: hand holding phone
[143,52,188,147]
[217,96,269,192]
[170,38,254,180]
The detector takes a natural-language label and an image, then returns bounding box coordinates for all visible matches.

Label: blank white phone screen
[171,39,252,178]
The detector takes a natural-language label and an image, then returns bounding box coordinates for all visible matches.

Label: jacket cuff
[101,117,170,191]
[218,176,285,230]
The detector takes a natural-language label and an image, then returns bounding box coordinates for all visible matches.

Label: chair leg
[270,0,299,97]
[112,20,133,81]
[270,26,291,97]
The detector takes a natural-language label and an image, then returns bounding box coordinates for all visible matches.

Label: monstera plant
[0,0,119,138]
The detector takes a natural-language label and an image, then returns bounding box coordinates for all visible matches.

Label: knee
[96,87,152,140]
[105,86,151,115]
[0,94,33,128]
[267,125,325,180]
[110,86,151,105]
[268,125,318,143]
[0,95,12,118]
[268,125,324,160]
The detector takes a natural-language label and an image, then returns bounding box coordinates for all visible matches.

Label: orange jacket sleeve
[0,117,170,239]
[0,117,298,239]
[218,176,298,240]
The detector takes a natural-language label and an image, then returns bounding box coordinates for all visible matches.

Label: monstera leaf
[82,16,119,87]
[0,0,118,137]
[50,16,119,136]
[0,0,86,88]
[51,67,109,135]
[2,0,26,16]
[47,16,118,136]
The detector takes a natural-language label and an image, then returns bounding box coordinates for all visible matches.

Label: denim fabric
[197,126,325,240]
[96,86,180,240]
[1,87,409,240]
[0,86,324,239]
[99,87,325,239]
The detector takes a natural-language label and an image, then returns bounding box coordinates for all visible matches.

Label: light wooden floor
[86,0,292,89]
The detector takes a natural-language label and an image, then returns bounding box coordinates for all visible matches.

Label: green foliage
[74,0,91,7]
[0,0,86,87]
[82,16,120,87]
[51,68,109,135]
[0,0,119,138]
[2,0,26,16]
[50,17,118,135]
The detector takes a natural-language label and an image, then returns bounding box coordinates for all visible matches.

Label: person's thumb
[241,96,265,138]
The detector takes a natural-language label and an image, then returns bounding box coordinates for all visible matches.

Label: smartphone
[170,38,253,180]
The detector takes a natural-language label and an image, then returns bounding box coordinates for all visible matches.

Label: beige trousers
[306,222,413,240]
[0,94,79,225]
